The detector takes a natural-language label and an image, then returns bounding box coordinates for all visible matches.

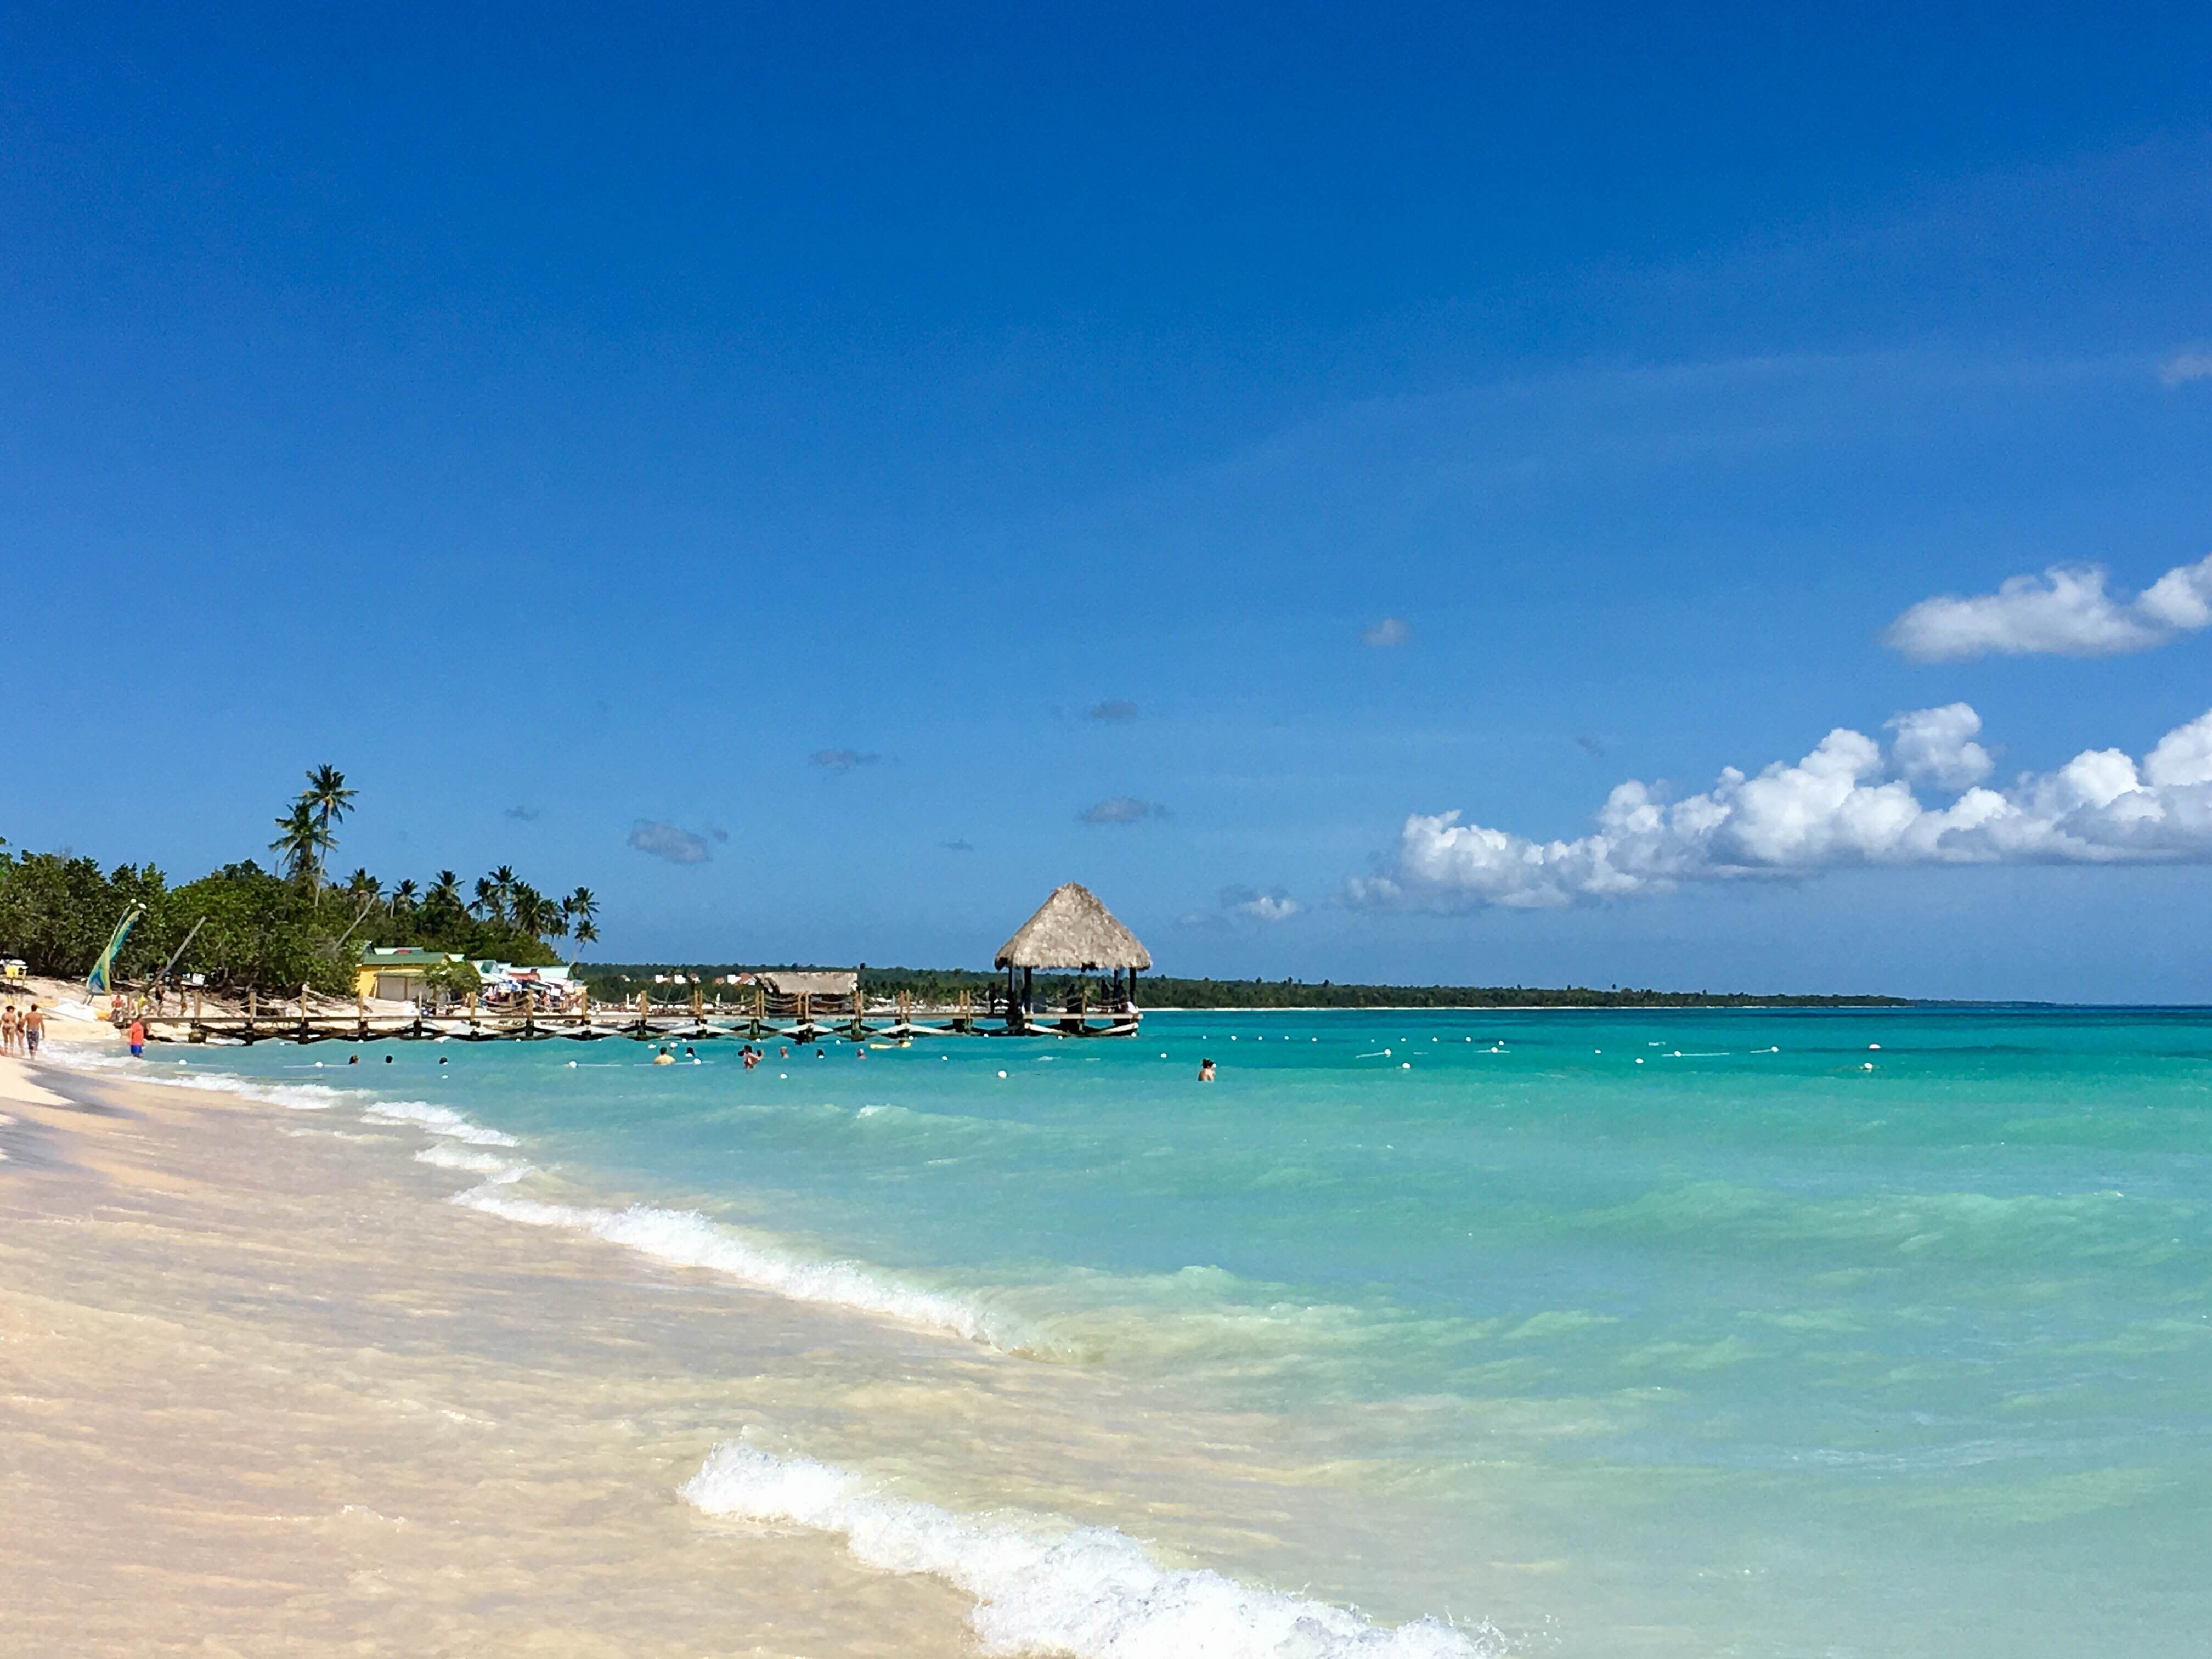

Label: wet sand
[0,1048,1400,1657]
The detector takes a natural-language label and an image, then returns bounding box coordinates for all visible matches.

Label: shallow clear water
[177,1007,2212,1656]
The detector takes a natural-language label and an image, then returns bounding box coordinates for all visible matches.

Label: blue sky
[7,3,2212,998]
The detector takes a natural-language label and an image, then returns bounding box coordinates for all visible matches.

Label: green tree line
[0,766,600,994]
[578,962,1906,1009]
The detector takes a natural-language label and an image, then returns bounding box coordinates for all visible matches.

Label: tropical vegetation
[577,962,1907,1009]
[0,766,600,994]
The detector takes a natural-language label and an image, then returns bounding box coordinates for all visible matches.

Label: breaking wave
[449,1183,1025,1348]
[680,1439,1498,1658]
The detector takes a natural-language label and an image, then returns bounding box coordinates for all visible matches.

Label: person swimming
[652,1045,676,1066]
[1198,1057,1216,1081]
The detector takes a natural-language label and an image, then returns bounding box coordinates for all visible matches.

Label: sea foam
[680,1440,1498,1658]
[450,1184,1017,1346]
[360,1099,520,1146]
[414,1143,531,1179]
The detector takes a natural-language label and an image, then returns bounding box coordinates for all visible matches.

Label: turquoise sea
[161,1007,2212,1656]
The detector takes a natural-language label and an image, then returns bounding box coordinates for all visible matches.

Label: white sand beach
[0,1016,1431,1658]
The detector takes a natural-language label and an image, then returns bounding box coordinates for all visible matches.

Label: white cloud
[628,821,712,864]
[1362,617,1411,647]
[1222,884,1300,922]
[1886,702,1993,790]
[1345,704,2212,911]
[1180,885,1301,928]
[1884,555,2212,661]
[2159,348,2212,387]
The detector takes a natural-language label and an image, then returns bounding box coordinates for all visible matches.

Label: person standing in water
[1198,1057,1215,1082]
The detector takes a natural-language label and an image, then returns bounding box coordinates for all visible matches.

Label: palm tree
[509,882,558,941]
[345,868,380,904]
[470,877,501,921]
[304,765,357,834]
[269,801,330,890]
[391,878,420,917]
[562,888,599,961]
[490,865,518,916]
[428,870,462,913]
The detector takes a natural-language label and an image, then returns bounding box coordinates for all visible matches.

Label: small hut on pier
[995,883,1150,1030]
[758,969,860,1020]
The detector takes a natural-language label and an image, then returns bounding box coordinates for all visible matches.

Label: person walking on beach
[2,1006,19,1056]
[24,1002,42,1056]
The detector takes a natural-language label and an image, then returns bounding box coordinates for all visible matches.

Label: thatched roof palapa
[995,883,1152,972]
[759,970,859,997]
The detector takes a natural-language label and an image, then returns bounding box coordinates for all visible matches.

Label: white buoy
[566,1059,577,1068]
[1635,1057,1644,1064]
[1868,1043,1881,1051]
[997,1070,1007,1079]
[1863,1061,1875,1070]
[1400,1062,1411,1069]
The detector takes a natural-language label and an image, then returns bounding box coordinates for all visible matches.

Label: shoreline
[0,1032,1491,1657]
[0,1042,983,1656]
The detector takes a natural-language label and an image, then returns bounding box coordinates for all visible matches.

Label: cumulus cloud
[1884,555,2212,661]
[2159,348,2212,387]
[1087,699,1139,721]
[1346,703,2212,911]
[810,748,883,771]
[1180,885,1301,928]
[1362,617,1411,647]
[628,821,712,864]
[1222,884,1300,922]
[1885,703,1993,790]
[1079,797,1170,825]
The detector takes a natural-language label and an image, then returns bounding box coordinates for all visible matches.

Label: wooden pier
[136,985,1140,1047]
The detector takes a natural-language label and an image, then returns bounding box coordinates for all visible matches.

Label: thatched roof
[995,883,1152,971]
[760,969,859,996]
